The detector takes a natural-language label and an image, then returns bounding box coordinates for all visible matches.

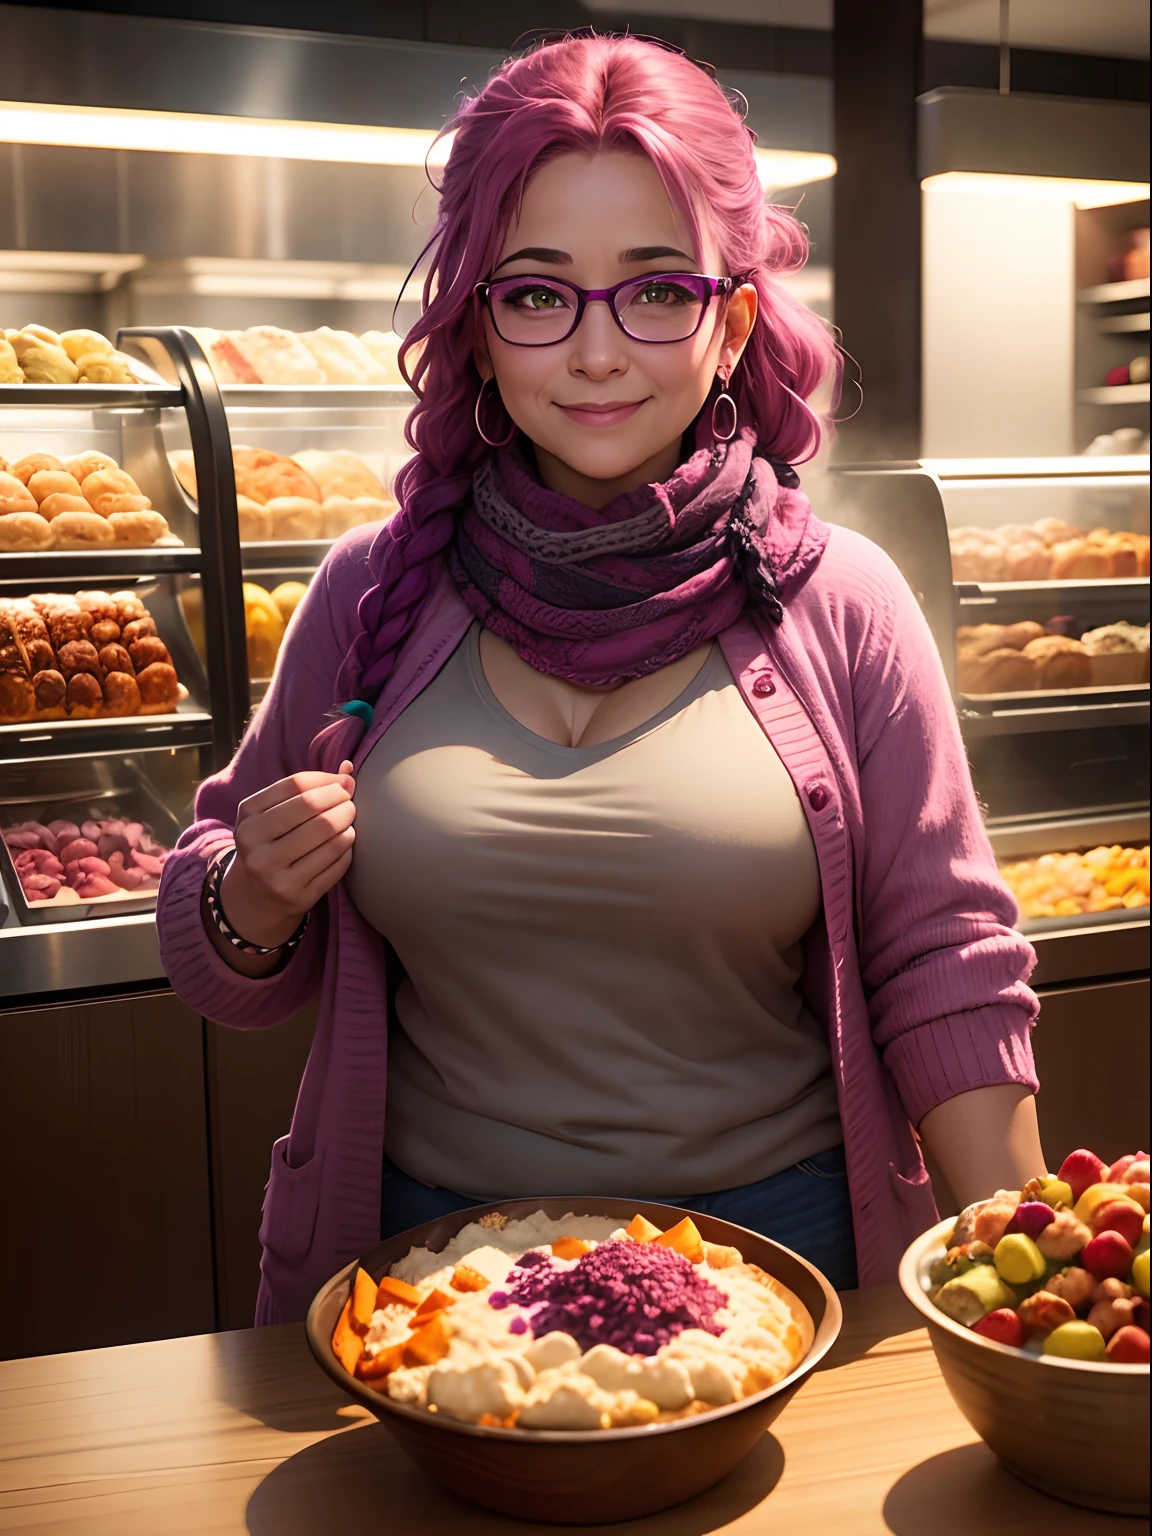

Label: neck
[532,435,683,510]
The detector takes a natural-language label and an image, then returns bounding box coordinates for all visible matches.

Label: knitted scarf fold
[447,428,794,688]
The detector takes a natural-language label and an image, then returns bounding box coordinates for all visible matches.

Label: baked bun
[0,512,53,549]
[75,592,117,622]
[32,669,65,711]
[293,448,386,501]
[236,496,272,542]
[102,670,142,716]
[1022,634,1092,689]
[958,647,1037,694]
[59,329,114,363]
[956,624,1007,658]
[0,673,34,722]
[135,661,180,711]
[100,492,153,515]
[50,512,116,549]
[1080,623,1147,686]
[38,493,95,520]
[266,496,322,540]
[111,590,147,625]
[318,496,367,538]
[15,343,79,384]
[10,454,63,486]
[999,621,1047,651]
[108,509,169,545]
[228,326,326,386]
[98,643,133,676]
[1003,543,1052,581]
[121,617,157,644]
[64,672,102,716]
[18,325,61,346]
[298,327,388,384]
[244,458,321,505]
[75,352,136,384]
[1032,518,1080,546]
[0,471,39,512]
[168,450,197,498]
[90,620,121,646]
[1049,541,1111,580]
[27,470,84,504]
[80,467,148,512]
[357,330,405,383]
[0,338,23,383]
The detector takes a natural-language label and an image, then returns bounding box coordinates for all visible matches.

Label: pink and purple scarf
[447,428,796,688]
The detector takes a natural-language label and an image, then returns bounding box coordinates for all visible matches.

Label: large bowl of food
[306,1197,842,1525]
[899,1147,1150,1516]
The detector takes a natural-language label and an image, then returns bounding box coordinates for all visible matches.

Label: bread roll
[956,624,1007,658]
[958,647,1036,694]
[59,329,113,363]
[269,581,309,626]
[65,672,102,716]
[136,662,180,711]
[1032,518,1080,547]
[298,327,388,384]
[49,512,116,549]
[293,449,386,501]
[1101,538,1138,579]
[101,670,142,716]
[228,327,325,386]
[236,496,272,542]
[1080,624,1147,686]
[65,451,119,483]
[76,352,136,384]
[10,455,62,487]
[0,338,23,383]
[1003,543,1052,581]
[38,493,94,519]
[358,330,405,384]
[80,467,147,511]
[266,496,322,540]
[244,458,321,505]
[15,343,79,384]
[1000,621,1047,651]
[1049,541,1111,580]
[1022,635,1091,689]
[108,510,169,545]
[27,470,84,504]
[0,472,38,513]
[0,512,53,549]
[19,325,61,346]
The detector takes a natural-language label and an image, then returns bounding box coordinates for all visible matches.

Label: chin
[537,434,678,486]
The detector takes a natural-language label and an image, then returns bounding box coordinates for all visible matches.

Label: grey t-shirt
[346,623,840,1198]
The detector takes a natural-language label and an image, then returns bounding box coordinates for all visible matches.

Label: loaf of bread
[949,517,1149,583]
[1021,634,1091,689]
[298,328,389,384]
[1080,623,1150,686]
[957,647,1036,694]
[0,592,183,723]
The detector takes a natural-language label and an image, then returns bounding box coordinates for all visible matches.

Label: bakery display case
[0,328,248,1001]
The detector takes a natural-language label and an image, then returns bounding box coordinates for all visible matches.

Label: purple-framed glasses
[475,272,738,346]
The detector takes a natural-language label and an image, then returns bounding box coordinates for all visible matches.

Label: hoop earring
[710,365,738,444]
[474,378,516,448]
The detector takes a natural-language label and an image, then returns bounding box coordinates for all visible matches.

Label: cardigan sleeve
[845,544,1039,1127]
[156,529,374,1029]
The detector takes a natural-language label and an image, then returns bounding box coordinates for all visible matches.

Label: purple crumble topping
[500,1241,726,1356]
[514,1250,551,1269]
[508,1316,529,1335]
[488,1290,510,1310]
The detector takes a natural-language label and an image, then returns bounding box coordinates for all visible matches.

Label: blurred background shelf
[1077,384,1152,405]
[1096,312,1150,334]
[1079,278,1151,305]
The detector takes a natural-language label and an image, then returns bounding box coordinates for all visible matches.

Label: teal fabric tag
[340,700,374,725]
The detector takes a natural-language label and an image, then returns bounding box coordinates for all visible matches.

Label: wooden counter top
[0,1284,1143,1534]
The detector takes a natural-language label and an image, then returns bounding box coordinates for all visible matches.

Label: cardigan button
[807,784,830,812]
[752,674,776,697]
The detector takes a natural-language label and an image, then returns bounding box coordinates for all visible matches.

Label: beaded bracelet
[204,846,310,957]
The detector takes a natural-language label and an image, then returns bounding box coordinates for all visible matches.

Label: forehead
[500,149,710,264]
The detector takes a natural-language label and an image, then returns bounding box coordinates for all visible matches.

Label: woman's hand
[203,761,356,973]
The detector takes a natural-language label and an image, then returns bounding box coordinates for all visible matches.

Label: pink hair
[317,34,836,762]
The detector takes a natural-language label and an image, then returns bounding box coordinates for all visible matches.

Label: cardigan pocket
[887,1157,932,1205]
[258,1136,325,1267]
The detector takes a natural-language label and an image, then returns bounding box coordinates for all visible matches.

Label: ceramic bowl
[306,1196,842,1525]
[899,1218,1149,1516]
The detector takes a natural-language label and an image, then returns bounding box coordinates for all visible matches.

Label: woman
[158,34,1042,1325]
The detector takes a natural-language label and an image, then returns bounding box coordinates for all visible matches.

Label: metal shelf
[0,384,182,408]
[1078,278,1151,305]
[0,708,214,763]
[959,697,1149,737]
[220,384,414,410]
[956,576,1150,609]
[0,548,202,582]
[1096,313,1150,335]
[240,538,334,570]
[986,806,1150,859]
[1077,384,1151,405]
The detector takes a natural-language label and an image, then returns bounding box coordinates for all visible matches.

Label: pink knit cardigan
[158,499,1038,1323]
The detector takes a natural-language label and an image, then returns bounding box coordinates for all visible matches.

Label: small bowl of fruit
[899,1147,1149,1516]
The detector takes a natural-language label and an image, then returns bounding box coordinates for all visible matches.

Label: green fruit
[994,1233,1047,1286]
[1133,1249,1150,1299]
[1038,1177,1074,1209]
[1043,1322,1107,1361]
[936,1266,1016,1326]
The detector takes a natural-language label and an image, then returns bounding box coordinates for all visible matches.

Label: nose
[567,298,629,381]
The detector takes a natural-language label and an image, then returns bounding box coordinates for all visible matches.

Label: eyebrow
[493,244,699,272]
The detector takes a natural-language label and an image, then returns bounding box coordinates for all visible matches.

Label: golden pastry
[14,343,79,384]
[128,634,171,671]
[39,493,95,519]
[0,338,22,383]
[266,496,322,540]
[958,647,1036,694]
[10,454,63,486]
[98,643,132,675]
[20,325,62,347]
[101,670,142,716]
[0,673,34,722]
[231,447,281,499]
[245,458,321,505]
[58,329,114,363]
[242,584,285,677]
[0,512,53,550]
[75,591,118,623]
[358,330,406,384]
[236,496,272,542]
[76,351,136,384]
[32,668,65,712]
[1021,634,1091,689]
[0,472,38,513]
[956,623,1007,658]
[80,467,149,513]
[56,639,102,679]
[298,327,388,384]
[111,591,147,626]
[27,469,84,504]
[121,617,157,644]
[90,620,120,645]
[49,511,116,549]
[270,581,309,626]
[65,451,119,483]
[1049,541,1111,580]
[294,449,387,501]
[108,509,169,545]
[135,660,180,711]
[999,621,1046,651]
[65,671,103,716]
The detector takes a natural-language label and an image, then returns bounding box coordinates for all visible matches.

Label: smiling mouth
[556,399,648,425]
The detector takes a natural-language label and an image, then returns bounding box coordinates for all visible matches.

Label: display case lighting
[922,172,1150,209]
[0,100,835,191]
[922,455,1150,480]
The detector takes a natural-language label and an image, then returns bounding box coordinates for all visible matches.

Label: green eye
[504,285,566,311]
[637,283,691,306]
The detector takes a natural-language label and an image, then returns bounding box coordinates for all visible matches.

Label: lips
[556,399,646,428]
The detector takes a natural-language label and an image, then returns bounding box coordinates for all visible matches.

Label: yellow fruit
[1073,1183,1131,1224]
[270,579,309,627]
[242,582,284,678]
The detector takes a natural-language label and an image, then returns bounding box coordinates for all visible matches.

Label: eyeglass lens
[487,275,710,344]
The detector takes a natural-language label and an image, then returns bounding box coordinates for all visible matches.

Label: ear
[720,282,758,373]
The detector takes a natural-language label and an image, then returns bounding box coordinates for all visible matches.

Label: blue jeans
[380,1143,857,1291]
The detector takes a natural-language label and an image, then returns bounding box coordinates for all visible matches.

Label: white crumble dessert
[331,1211,814,1431]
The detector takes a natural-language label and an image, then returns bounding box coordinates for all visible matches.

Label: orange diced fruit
[404,1311,451,1366]
[350,1265,379,1332]
[654,1216,705,1264]
[356,1342,405,1381]
[375,1274,421,1308]
[450,1263,489,1292]
[625,1213,663,1243]
[552,1236,593,1260]
[331,1298,364,1376]
[703,1241,742,1269]
[415,1287,456,1317]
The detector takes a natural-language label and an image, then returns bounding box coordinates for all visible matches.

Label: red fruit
[1091,1199,1146,1247]
[1106,1325,1150,1364]
[1081,1230,1135,1282]
[1135,1300,1150,1335]
[1058,1149,1108,1203]
[972,1308,1025,1348]
[1107,1153,1141,1182]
